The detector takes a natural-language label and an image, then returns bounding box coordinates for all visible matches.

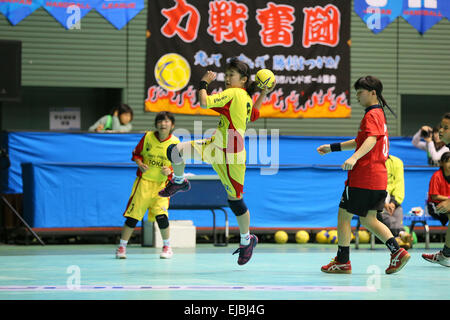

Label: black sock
[337,246,350,263]
[385,237,400,253]
[443,245,450,257]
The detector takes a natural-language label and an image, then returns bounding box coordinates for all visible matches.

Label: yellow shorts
[191,138,245,198]
[123,177,169,222]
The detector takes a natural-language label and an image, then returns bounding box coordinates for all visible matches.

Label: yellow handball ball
[295,230,310,244]
[316,230,329,244]
[274,230,288,244]
[154,53,191,92]
[358,230,370,243]
[255,68,275,89]
[327,230,338,244]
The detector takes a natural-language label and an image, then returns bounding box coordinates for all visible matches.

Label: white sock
[119,239,128,248]
[163,239,171,247]
[240,232,250,246]
[173,174,184,184]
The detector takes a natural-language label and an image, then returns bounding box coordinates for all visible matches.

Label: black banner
[145,0,350,119]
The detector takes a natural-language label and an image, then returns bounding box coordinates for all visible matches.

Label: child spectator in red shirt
[427,151,450,226]
[422,113,450,267]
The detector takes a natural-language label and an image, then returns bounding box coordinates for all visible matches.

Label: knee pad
[166,144,183,164]
[125,217,139,228]
[155,214,169,229]
[228,198,248,216]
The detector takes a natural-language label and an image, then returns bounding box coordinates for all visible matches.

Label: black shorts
[427,202,449,226]
[339,186,387,217]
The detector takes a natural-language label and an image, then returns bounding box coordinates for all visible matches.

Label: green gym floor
[0,243,448,300]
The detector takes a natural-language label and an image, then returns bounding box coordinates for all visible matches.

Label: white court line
[0,285,377,292]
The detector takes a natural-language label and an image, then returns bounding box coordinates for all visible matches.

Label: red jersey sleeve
[428,170,444,197]
[131,133,146,162]
[250,107,260,122]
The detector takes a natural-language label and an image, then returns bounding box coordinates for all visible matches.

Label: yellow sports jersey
[206,88,259,154]
[132,131,180,182]
[386,155,405,205]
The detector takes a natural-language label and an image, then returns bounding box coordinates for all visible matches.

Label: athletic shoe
[232,235,258,265]
[320,257,352,274]
[385,248,410,274]
[160,246,173,259]
[422,251,450,267]
[116,246,127,259]
[158,179,191,197]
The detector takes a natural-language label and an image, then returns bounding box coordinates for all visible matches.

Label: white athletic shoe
[160,246,173,259]
[116,246,127,259]
[422,251,450,267]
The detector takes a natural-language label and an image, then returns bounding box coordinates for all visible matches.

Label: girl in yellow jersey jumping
[116,111,179,260]
[158,58,275,265]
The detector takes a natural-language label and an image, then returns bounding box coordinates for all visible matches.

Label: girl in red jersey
[422,150,450,267]
[317,76,410,274]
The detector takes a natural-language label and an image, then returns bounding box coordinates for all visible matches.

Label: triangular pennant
[42,0,101,29]
[94,0,144,30]
[354,0,403,34]
[401,0,445,34]
[0,0,43,25]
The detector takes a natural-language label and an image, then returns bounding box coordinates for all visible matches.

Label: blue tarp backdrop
[1,131,440,229]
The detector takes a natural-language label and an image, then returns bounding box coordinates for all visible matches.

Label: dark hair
[353,75,396,118]
[154,111,175,127]
[226,57,259,96]
[440,151,450,165]
[110,103,134,121]
[443,112,450,120]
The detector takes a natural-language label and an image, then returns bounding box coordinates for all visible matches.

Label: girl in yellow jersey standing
[158,58,275,265]
[116,111,180,259]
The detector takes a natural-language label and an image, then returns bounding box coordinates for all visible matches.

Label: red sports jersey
[347,106,389,190]
[427,168,450,203]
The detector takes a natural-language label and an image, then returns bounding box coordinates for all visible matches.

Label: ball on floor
[316,230,329,244]
[295,230,310,244]
[274,230,288,244]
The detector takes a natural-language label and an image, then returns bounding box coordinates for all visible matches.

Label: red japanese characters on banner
[256,2,295,47]
[146,0,350,119]
[207,0,249,45]
[302,4,341,48]
[160,0,200,42]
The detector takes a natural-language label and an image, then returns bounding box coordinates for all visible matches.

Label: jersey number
[382,124,388,157]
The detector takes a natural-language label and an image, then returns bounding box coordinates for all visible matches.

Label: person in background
[377,155,413,249]
[89,103,134,132]
[412,125,449,166]
[116,111,178,259]
[422,113,450,268]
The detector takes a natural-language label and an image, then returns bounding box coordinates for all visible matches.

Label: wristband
[330,143,342,152]
[198,81,208,91]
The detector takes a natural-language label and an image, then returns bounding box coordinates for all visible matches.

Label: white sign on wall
[49,108,81,130]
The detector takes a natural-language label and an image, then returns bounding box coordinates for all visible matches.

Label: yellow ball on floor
[316,230,329,244]
[295,230,310,244]
[358,230,370,243]
[274,230,288,244]
[327,230,338,244]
